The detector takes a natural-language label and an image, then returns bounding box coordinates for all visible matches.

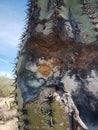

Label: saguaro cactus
[16,0,98,130]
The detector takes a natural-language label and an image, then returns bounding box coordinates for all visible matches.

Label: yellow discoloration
[37,59,60,77]
[37,63,51,77]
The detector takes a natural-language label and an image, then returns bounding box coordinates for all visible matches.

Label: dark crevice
[72,79,98,130]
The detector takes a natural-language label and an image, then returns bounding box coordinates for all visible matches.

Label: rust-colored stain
[26,33,98,70]
[37,63,51,77]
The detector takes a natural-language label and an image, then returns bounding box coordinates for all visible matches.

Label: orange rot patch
[37,63,51,77]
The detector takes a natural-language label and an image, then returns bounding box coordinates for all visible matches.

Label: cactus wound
[17,0,98,130]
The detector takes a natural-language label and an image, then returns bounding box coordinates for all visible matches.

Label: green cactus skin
[17,87,70,130]
[20,0,98,45]
[16,0,98,130]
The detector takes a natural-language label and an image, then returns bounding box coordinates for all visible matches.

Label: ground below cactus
[0,96,18,130]
[0,77,18,130]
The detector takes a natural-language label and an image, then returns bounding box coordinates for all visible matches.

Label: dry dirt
[0,96,18,130]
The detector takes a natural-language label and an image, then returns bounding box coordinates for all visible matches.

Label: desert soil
[0,96,18,130]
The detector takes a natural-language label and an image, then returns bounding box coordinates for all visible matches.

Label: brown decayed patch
[37,63,51,77]
[25,33,74,58]
[73,46,96,68]
[25,33,98,70]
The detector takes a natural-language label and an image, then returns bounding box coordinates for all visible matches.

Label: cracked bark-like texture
[16,0,98,130]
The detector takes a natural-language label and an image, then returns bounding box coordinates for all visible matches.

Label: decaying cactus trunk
[16,0,98,130]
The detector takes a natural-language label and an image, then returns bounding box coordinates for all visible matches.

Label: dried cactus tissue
[16,0,98,130]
